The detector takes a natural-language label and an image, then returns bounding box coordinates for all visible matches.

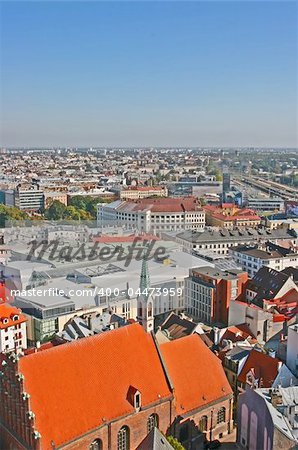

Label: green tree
[64,206,81,220]
[166,436,185,450]
[44,200,67,220]
[0,204,29,227]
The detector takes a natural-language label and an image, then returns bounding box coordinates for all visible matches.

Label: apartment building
[230,242,298,278]
[0,303,27,354]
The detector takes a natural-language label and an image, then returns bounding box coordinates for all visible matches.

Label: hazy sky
[0,1,297,148]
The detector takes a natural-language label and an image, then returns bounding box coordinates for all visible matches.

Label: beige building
[120,186,168,200]
[44,191,68,207]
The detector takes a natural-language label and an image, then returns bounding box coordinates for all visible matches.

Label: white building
[15,186,44,212]
[230,243,298,278]
[247,197,284,212]
[176,227,298,255]
[97,197,205,233]
[0,303,27,354]
[286,324,298,377]
[11,250,211,345]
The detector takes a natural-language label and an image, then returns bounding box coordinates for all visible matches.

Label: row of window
[89,414,159,450]
[89,406,226,450]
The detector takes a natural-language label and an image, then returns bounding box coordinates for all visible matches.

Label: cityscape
[0,2,297,450]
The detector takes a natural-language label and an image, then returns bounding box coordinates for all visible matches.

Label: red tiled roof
[220,325,256,344]
[127,196,202,213]
[160,334,232,415]
[18,324,172,449]
[0,303,26,329]
[238,349,280,387]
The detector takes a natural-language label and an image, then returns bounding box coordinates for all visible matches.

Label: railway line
[234,176,298,201]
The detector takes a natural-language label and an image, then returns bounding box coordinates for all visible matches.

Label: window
[90,439,102,450]
[135,393,141,409]
[199,415,208,432]
[117,426,130,450]
[147,414,159,433]
[217,407,226,424]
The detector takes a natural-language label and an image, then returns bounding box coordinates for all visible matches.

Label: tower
[137,256,154,333]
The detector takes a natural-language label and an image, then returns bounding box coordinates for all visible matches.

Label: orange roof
[18,324,171,449]
[220,325,256,344]
[238,349,280,387]
[132,196,201,213]
[160,334,232,415]
[0,303,26,329]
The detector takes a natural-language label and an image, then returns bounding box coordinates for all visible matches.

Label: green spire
[139,256,150,293]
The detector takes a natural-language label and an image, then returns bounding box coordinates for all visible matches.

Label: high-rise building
[222,171,231,202]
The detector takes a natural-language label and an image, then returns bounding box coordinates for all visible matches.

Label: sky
[0,1,297,148]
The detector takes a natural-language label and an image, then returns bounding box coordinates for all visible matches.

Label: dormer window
[126,386,141,411]
[135,392,141,409]
[13,315,19,321]
[2,318,9,325]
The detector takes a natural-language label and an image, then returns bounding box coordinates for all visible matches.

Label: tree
[0,204,29,227]
[44,200,67,220]
[166,436,185,450]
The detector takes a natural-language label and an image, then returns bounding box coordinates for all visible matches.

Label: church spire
[139,256,150,293]
[137,245,154,333]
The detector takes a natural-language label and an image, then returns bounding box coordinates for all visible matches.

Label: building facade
[230,243,298,278]
[98,197,205,233]
[120,186,168,200]
[185,267,248,325]
[0,304,27,354]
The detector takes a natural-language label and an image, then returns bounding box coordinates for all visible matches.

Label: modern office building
[247,197,284,212]
[185,266,248,325]
[15,185,44,212]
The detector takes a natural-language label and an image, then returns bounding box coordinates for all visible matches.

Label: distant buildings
[237,386,298,449]
[119,185,168,200]
[0,323,234,450]
[98,197,205,233]
[185,266,247,325]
